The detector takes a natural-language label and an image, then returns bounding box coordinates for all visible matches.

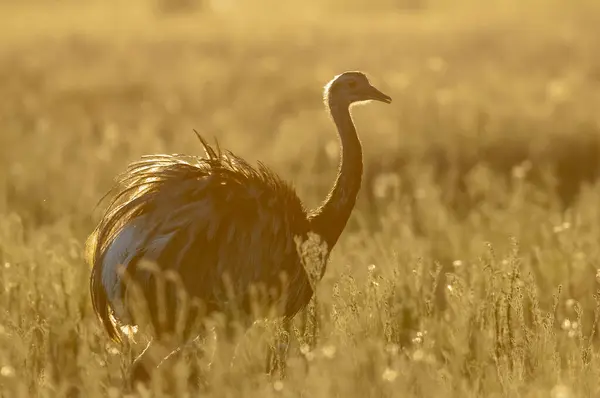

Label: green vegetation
[0,1,599,396]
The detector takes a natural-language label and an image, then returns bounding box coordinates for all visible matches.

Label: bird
[85,71,392,386]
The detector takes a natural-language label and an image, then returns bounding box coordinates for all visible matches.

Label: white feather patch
[101,216,177,321]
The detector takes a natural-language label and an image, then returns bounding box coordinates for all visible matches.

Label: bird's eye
[348,81,357,89]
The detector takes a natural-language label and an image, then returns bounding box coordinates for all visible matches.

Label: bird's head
[324,71,392,108]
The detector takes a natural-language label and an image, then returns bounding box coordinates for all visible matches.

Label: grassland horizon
[1,1,600,397]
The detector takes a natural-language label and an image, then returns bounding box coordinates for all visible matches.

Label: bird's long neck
[309,101,363,251]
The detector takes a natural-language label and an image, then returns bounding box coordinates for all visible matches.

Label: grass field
[1,0,600,396]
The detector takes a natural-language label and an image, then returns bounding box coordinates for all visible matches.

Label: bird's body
[86,71,391,384]
[88,143,315,341]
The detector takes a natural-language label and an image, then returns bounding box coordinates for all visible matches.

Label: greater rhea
[86,71,392,385]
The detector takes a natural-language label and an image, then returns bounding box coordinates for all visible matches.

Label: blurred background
[1,1,600,395]
[1,0,599,234]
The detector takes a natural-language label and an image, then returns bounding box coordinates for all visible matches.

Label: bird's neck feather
[309,101,363,251]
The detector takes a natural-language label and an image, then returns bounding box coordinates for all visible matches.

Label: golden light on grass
[2,0,600,396]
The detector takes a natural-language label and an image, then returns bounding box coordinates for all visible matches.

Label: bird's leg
[266,318,291,379]
[265,337,275,376]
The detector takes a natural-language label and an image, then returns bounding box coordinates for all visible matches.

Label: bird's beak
[368,85,392,104]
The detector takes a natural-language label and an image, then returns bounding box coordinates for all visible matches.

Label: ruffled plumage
[86,132,314,343]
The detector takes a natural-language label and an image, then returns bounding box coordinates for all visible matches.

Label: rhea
[86,71,391,384]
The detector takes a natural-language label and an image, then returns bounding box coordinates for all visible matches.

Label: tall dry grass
[0,1,600,396]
